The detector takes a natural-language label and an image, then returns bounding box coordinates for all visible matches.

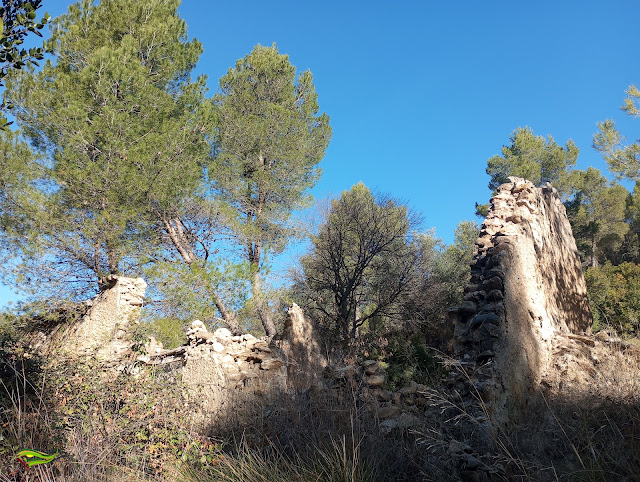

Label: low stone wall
[181,320,288,431]
[180,304,333,431]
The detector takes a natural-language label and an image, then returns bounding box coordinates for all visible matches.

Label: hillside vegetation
[0,1,639,480]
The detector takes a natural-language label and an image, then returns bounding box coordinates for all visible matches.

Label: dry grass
[1,333,639,481]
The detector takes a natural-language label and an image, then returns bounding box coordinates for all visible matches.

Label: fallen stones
[363,359,381,375]
[366,374,386,387]
[378,405,402,419]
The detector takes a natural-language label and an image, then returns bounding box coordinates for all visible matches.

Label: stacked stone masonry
[65,275,147,360]
[452,177,592,424]
[181,320,289,430]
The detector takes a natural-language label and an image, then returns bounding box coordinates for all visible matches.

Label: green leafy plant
[585,262,640,336]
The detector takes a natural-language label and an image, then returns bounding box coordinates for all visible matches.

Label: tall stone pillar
[452,177,592,424]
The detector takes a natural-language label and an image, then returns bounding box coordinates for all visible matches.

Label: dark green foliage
[300,183,419,342]
[0,0,49,77]
[433,220,479,308]
[213,43,331,335]
[477,126,579,218]
[565,167,630,267]
[401,221,478,348]
[132,317,186,350]
[474,201,489,218]
[620,182,640,263]
[1,0,210,299]
[594,85,640,183]
[585,262,640,336]
[367,334,445,391]
[0,0,50,127]
[486,126,578,195]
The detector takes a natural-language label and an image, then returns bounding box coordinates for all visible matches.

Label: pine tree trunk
[591,236,599,268]
[251,265,277,336]
[162,215,240,333]
[211,291,242,335]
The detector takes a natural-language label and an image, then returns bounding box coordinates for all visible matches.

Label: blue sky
[2,0,639,307]
[174,0,638,237]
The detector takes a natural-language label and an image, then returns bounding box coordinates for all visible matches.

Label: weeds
[1,321,640,481]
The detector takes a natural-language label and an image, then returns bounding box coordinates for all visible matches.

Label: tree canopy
[0,0,50,127]
[300,183,419,341]
[594,85,640,183]
[486,126,579,195]
[1,0,210,297]
[212,44,331,335]
[565,167,629,267]
[476,126,579,217]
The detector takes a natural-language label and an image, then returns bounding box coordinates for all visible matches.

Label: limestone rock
[144,336,163,355]
[332,365,357,379]
[378,405,402,419]
[379,411,419,434]
[214,327,232,339]
[365,374,385,387]
[363,360,381,375]
[212,342,225,353]
[398,381,418,395]
[260,358,284,370]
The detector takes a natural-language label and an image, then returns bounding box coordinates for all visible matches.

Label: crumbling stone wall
[65,275,146,360]
[180,303,336,431]
[181,320,287,431]
[275,303,327,389]
[452,177,592,424]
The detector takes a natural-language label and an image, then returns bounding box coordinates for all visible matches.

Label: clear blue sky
[173,0,637,241]
[1,0,639,307]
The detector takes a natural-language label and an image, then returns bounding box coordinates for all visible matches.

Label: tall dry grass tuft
[176,431,377,482]
[0,356,62,480]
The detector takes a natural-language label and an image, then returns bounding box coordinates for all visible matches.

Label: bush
[585,262,640,336]
[134,316,187,350]
[0,352,217,479]
[360,332,446,391]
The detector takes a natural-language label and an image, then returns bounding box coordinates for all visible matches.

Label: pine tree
[0,0,50,127]
[213,44,331,335]
[1,0,211,299]
[486,126,578,194]
[594,85,640,183]
[476,126,578,216]
[565,167,629,267]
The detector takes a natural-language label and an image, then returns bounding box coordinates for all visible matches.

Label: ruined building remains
[64,275,147,360]
[452,177,592,424]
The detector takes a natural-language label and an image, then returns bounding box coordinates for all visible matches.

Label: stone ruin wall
[178,313,431,434]
[179,320,289,430]
[63,275,147,360]
[452,177,593,424]
[50,178,595,432]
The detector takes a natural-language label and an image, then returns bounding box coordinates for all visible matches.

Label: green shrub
[585,262,640,336]
[134,316,187,350]
[362,332,445,391]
